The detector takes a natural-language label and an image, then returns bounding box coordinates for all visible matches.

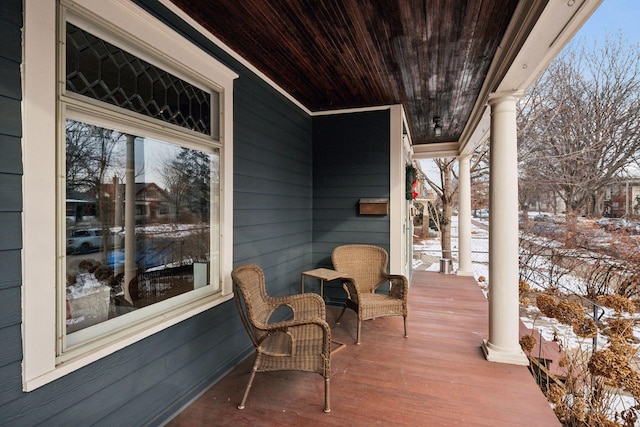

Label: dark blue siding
[312,111,391,268]
[0,0,314,425]
[0,0,24,424]
[232,68,314,297]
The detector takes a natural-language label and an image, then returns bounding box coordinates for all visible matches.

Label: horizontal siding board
[314,186,390,199]
[314,161,391,175]
[0,213,21,251]
[235,224,313,242]
[234,136,311,179]
[0,136,22,175]
[0,97,21,137]
[234,169,310,196]
[235,78,309,128]
[0,362,22,408]
[234,235,311,262]
[0,174,21,212]
[0,250,21,290]
[234,244,311,277]
[235,92,310,142]
[0,1,21,27]
[314,208,366,220]
[314,172,389,187]
[0,58,20,100]
[314,219,389,233]
[0,326,21,368]
[234,193,311,210]
[234,208,310,227]
[0,20,21,63]
[234,123,309,162]
[0,288,20,327]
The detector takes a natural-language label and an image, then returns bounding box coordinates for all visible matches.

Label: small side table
[300,268,347,354]
[300,268,345,299]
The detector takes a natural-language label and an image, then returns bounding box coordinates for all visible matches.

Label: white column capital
[488,90,524,106]
[457,153,471,164]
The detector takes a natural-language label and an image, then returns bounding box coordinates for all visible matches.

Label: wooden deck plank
[167,271,560,426]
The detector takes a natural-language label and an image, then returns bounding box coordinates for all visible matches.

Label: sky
[574,0,640,44]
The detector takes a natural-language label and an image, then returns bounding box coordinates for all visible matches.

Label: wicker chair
[231,264,332,413]
[331,244,408,345]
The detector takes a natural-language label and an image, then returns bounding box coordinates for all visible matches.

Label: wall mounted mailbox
[358,198,389,215]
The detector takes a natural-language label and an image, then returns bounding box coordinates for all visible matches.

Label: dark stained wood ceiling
[169,0,519,146]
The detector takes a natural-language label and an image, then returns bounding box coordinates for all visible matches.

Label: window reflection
[65,120,219,334]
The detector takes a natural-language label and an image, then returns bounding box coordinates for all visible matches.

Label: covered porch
[167,271,559,426]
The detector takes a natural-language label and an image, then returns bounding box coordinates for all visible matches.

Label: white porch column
[456,155,473,276]
[481,93,528,365]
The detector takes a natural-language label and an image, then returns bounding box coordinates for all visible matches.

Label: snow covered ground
[413,215,488,281]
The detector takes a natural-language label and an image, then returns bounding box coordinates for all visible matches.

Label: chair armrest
[262,317,332,345]
[338,276,360,300]
[270,292,326,320]
[253,317,332,356]
[385,273,409,300]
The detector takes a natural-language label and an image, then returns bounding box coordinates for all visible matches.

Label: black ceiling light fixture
[433,116,442,137]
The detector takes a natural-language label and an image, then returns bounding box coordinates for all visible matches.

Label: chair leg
[238,365,258,410]
[403,315,408,337]
[356,318,362,345]
[335,305,348,325]
[324,377,331,413]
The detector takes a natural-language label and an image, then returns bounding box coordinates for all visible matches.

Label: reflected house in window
[101,182,172,224]
[133,182,170,222]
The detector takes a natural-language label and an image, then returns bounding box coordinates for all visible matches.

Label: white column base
[481,339,529,366]
[456,269,474,277]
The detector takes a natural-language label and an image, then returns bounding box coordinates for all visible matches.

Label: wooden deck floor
[167,271,560,426]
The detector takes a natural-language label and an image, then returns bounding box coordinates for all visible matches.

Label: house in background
[602,180,640,218]
[0,0,601,424]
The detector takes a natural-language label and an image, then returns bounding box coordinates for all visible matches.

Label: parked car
[66,228,124,254]
[532,221,562,237]
[475,209,489,218]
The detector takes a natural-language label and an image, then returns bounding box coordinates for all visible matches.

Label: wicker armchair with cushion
[331,244,409,345]
[231,264,332,413]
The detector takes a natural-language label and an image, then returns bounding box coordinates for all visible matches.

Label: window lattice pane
[66,23,214,136]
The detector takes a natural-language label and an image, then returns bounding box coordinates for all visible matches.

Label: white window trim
[22,0,237,391]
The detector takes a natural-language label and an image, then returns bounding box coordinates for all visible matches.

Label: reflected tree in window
[173,148,212,222]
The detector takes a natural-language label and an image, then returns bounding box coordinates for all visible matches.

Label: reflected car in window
[66,228,124,254]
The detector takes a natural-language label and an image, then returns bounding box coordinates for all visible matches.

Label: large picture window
[63,119,220,346]
[22,0,236,390]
